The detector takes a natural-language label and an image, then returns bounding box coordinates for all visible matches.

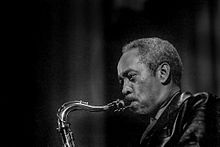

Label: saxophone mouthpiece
[107,99,131,112]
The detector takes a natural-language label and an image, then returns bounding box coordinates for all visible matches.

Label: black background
[3,0,219,146]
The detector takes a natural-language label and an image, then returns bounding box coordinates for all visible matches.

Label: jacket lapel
[140,92,192,144]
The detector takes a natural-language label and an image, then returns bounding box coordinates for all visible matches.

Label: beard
[129,96,158,116]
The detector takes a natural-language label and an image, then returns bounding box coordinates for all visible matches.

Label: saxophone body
[57,99,128,147]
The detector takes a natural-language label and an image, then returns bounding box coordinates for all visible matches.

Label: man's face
[117,49,161,114]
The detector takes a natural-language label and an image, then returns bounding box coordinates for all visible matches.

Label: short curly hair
[122,37,183,87]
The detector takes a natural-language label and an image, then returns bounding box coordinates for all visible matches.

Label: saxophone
[57,99,129,147]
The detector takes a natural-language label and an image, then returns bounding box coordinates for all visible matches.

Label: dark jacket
[140,92,220,147]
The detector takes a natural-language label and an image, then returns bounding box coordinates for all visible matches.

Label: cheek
[134,82,149,99]
[138,80,152,95]
[136,80,156,103]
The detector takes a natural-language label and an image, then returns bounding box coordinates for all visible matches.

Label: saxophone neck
[57,99,127,122]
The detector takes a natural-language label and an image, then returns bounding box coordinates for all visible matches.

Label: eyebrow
[118,68,138,78]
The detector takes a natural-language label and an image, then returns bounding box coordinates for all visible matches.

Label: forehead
[117,49,142,75]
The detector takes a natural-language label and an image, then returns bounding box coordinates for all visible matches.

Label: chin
[136,109,152,115]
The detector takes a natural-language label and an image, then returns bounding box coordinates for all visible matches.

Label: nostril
[122,79,132,96]
[122,87,132,96]
[124,91,131,97]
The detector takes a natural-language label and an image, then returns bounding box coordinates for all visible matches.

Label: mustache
[124,95,138,102]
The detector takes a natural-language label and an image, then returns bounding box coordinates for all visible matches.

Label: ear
[156,62,171,85]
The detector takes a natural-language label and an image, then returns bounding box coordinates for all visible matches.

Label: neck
[158,84,180,103]
[151,84,180,117]
[147,84,180,118]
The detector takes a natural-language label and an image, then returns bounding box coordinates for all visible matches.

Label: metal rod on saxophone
[57,99,130,147]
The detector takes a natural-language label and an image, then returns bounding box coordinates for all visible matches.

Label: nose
[122,80,132,96]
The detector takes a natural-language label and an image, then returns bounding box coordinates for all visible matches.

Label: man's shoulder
[180,91,219,107]
[177,91,220,146]
[192,91,218,101]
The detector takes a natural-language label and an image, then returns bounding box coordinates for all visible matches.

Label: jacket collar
[140,91,192,144]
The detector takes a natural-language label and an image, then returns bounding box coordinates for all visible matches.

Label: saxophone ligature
[57,99,129,147]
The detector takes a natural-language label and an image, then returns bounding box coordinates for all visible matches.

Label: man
[117,37,220,146]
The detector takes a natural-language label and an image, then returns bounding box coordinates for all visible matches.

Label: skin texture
[118,49,162,115]
[117,48,180,115]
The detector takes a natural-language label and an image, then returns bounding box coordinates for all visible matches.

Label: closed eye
[128,73,137,82]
